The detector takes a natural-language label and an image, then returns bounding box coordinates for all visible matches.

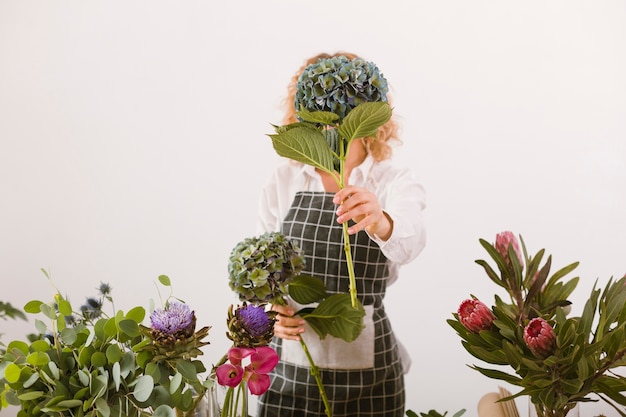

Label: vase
[193,385,221,417]
[528,401,580,417]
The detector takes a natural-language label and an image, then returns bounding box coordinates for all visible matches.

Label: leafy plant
[0,271,212,417]
[449,232,626,417]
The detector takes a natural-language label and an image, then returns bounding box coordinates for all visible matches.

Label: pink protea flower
[458,299,496,333]
[495,231,524,268]
[524,317,556,359]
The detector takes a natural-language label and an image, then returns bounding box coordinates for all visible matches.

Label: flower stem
[341,222,358,309]
[276,298,332,417]
[299,335,332,417]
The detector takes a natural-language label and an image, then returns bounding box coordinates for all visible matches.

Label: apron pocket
[281,304,375,370]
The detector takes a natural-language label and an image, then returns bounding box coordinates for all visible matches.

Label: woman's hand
[272,304,305,341]
[333,185,393,240]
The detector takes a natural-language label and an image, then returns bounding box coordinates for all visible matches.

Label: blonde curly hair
[281,52,400,162]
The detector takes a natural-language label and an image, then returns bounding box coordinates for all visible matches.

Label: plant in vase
[0,272,213,417]
[227,232,366,417]
[449,231,626,417]
[213,303,279,417]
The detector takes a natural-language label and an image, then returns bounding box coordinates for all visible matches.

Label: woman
[256,52,427,417]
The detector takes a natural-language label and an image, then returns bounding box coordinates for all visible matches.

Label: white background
[1,1,625,416]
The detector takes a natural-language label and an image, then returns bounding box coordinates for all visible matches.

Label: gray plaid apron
[257,191,405,417]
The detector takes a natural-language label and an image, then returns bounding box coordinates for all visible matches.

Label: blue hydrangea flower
[294,55,389,120]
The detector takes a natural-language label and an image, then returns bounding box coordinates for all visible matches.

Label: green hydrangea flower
[294,55,389,120]
[228,232,305,303]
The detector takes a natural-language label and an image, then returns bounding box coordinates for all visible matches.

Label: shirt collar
[301,153,375,184]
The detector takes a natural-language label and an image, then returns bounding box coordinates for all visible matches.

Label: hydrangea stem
[299,336,333,417]
[341,222,359,309]
[275,298,332,416]
[337,138,359,309]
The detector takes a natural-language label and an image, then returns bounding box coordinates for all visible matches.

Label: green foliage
[0,301,27,322]
[268,101,391,188]
[449,234,626,417]
[0,272,212,417]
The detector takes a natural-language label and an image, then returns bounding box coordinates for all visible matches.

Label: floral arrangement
[294,55,389,120]
[226,231,366,417]
[268,55,392,310]
[449,231,626,417]
[0,272,212,417]
[213,303,279,417]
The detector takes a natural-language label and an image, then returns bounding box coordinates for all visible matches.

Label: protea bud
[227,303,277,348]
[495,231,524,268]
[524,317,556,359]
[458,299,495,333]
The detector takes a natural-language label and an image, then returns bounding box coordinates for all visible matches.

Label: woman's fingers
[271,304,305,341]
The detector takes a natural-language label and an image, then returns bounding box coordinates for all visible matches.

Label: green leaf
[269,126,335,174]
[300,293,365,342]
[296,108,339,125]
[17,391,45,401]
[95,397,110,417]
[337,102,392,141]
[126,306,146,323]
[26,351,50,367]
[158,275,171,287]
[133,375,155,402]
[118,319,141,338]
[60,327,77,345]
[4,363,22,383]
[170,373,182,394]
[288,275,327,304]
[152,405,176,417]
[176,360,197,381]
[57,298,72,316]
[24,300,44,314]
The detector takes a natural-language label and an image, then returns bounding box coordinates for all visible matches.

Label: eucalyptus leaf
[132,375,154,403]
[158,274,171,287]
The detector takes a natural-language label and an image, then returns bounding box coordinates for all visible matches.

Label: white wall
[1,1,625,416]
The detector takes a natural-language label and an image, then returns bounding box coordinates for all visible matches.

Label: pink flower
[524,317,556,359]
[216,346,279,395]
[247,346,279,395]
[458,299,495,333]
[495,231,524,267]
[216,363,244,387]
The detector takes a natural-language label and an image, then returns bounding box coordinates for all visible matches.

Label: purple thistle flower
[150,301,195,335]
[237,304,273,338]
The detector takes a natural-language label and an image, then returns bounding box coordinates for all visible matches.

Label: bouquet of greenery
[448,231,626,417]
[0,272,212,417]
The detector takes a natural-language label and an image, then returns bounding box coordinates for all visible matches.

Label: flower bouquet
[213,303,279,417]
[0,272,213,417]
[227,231,366,417]
[449,231,626,417]
[267,55,392,310]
